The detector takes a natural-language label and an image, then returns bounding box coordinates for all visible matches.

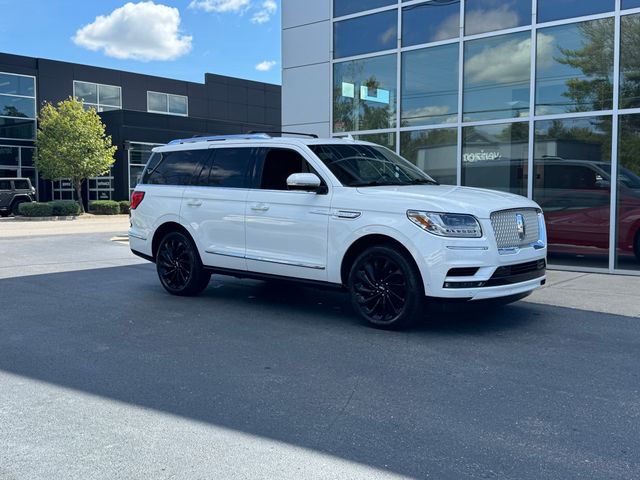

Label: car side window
[143,149,208,186]
[0,180,11,190]
[14,180,29,190]
[258,148,321,191]
[196,148,253,188]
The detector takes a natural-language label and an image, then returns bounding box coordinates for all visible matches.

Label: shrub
[90,200,121,215]
[49,200,81,216]
[118,200,131,215]
[19,202,53,217]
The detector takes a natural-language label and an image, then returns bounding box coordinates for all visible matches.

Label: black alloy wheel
[348,245,422,329]
[156,231,210,296]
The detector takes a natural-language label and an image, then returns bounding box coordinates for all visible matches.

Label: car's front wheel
[348,245,423,329]
[156,231,210,296]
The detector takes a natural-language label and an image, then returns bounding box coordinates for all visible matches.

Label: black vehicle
[0,178,36,217]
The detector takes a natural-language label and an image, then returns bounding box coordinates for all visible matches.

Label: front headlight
[407,210,482,238]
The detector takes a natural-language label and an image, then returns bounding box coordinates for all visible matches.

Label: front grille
[490,208,539,250]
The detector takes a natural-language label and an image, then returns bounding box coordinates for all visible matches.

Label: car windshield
[308,143,438,187]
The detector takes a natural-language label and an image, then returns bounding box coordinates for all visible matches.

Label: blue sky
[0,0,281,85]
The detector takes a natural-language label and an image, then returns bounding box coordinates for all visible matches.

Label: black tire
[156,231,210,296]
[11,200,26,216]
[0,211,9,218]
[348,245,423,330]
[634,230,640,263]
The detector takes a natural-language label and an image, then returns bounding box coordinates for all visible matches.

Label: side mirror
[286,173,322,192]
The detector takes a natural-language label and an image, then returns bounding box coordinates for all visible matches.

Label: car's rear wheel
[156,231,210,296]
[11,200,27,216]
[348,245,423,330]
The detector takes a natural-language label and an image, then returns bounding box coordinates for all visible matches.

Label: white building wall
[281,0,332,138]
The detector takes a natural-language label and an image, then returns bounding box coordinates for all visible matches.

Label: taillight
[130,191,145,210]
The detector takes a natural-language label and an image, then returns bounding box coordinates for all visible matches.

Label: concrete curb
[10,215,79,222]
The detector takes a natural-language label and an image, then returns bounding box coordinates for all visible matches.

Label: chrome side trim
[446,246,489,251]
[332,210,361,219]
[246,254,326,270]
[205,249,245,259]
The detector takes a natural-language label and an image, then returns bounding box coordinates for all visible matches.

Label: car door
[181,146,256,270]
[245,146,331,281]
[0,179,12,209]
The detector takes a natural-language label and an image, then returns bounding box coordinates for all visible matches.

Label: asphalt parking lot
[1,225,639,479]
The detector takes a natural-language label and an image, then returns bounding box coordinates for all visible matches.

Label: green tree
[36,98,117,213]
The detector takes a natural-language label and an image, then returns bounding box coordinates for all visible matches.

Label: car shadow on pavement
[2,264,639,479]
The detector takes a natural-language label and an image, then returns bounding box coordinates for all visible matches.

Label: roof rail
[167,133,271,145]
[247,130,319,139]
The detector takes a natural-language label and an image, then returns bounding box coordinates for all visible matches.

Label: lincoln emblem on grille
[516,213,526,240]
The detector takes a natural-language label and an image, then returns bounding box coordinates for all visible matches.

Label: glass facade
[73,81,122,112]
[0,72,36,140]
[0,145,37,195]
[147,92,188,116]
[331,0,640,273]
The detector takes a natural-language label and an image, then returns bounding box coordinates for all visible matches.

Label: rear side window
[0,180,11,190]
[142,149,208,186]
[14,180,29,190]
[196,148,254,188]
[258,148,319,190]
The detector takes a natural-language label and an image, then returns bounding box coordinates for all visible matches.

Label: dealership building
[0,52,281,204]
[282,0,640,274]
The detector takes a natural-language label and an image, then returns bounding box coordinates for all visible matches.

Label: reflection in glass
[333,54,397,132]
[620,14,640,109]
[401,128,457,184]
[402,1,460,47]
[0,95,36,119]
[537,0,614,24]
[463,31,530,121]
[534,116,612,269]
[148,92,168,113]
[462,122,528,195]
[0,118,36,140]
[21,147,34,167]
[74,81,98,104]
[616,115,640,270]
[536,19,614,115]
[354,132,396,150]
[0,73,35,97]
[402,43,458,127]
[334,0,395,17]
[0,146,19,166]
[465,0,531,36]
[98,84,121,107]
[623,0,640,9]
[169,95,188,115]
[334,10,397,59]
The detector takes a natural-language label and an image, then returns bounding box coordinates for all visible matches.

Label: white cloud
[251,0,277,24]
[465,6,520,35]
[73,2,192,61]
[189,0,250,13]
[255,60,277,71]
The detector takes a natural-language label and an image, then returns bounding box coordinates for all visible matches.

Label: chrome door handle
[250,203,270,211]
[186,199,203,207]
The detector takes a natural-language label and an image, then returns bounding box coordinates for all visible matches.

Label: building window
[128,142,163,193]
[333,10,397,59]
[463,31,531,122]
[623,0,640,9]
[533,116,612,269]
[402,43,459,127]
[0,72,36,141]
[462,122,529,196]
[147,91,188,116]
[334,0,395,18]
[353,132,396,151]
[620,14,640,110]
[616,114,640,271]
[88,174,114,201]
[400,128,457,185]
[333,54,397,132]
[537,0,614,24]
[465,0,531,36]
[73,81,122,112]
[0,145,37,196]
[536,19,614,116]
[402,1,460,47]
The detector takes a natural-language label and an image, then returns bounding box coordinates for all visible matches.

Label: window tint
[334,10,397,59]
[259,148,316,190]
[334,0,395,17]
[14,180,29,190]
[197,148,253,188]
[537,0,614,23]
[0,180,11,190]
[143,149,207,186]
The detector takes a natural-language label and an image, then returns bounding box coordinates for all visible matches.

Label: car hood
[354,185,540,218]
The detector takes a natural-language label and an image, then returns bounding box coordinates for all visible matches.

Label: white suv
[129,133,547,329]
